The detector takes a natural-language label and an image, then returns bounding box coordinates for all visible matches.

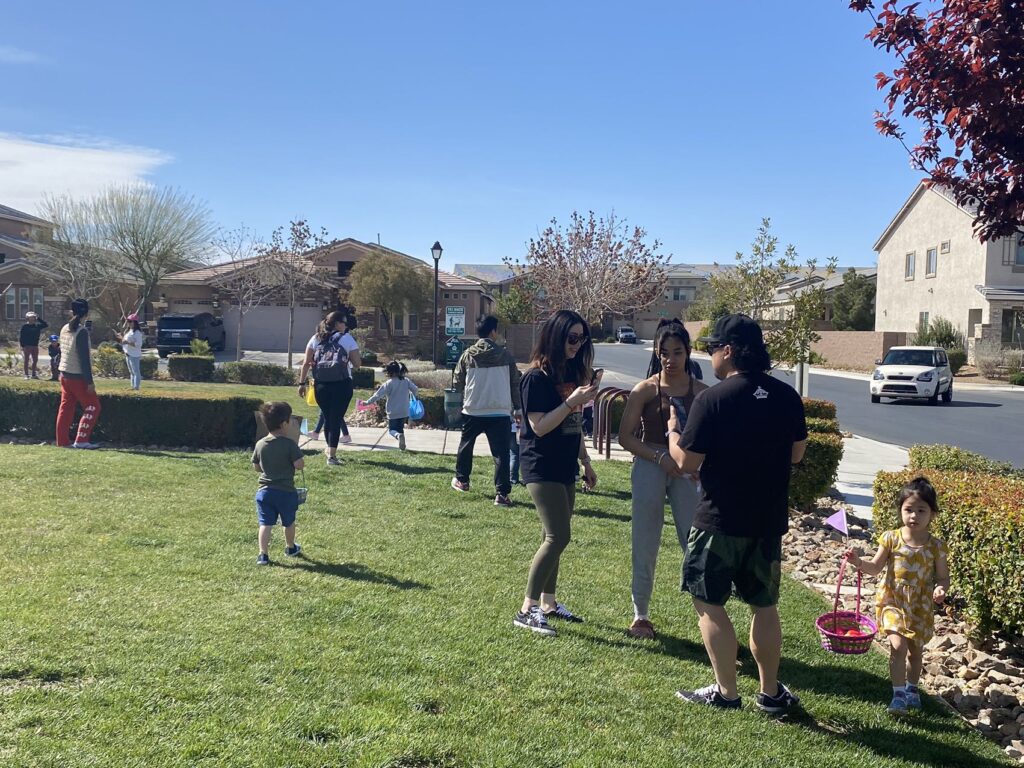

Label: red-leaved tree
[850,0,1024,241]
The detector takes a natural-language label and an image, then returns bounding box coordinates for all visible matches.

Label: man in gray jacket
[450,315,522,507]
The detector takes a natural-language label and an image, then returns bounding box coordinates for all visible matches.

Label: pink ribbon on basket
[833,557,863,634]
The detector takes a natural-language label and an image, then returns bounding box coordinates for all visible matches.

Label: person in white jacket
[362,360,418,450]
[116,314,145,390]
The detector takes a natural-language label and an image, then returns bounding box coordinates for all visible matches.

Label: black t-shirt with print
[679,371,808,537]
[518,368,583,485]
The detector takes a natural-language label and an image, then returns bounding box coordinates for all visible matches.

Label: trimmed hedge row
[0,380,260,448]
[909,444,1022,478]
[802,398,837,420]
[221,361,295,386]
[874,470,1024,637]
[351,367,375,388]
[790,432,844,510]
[168,355,215,382]
[806,417,841,435]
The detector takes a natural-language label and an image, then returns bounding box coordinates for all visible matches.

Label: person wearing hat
[47,334,61,380]
[19,310,49,379]
[667,313,807,714]
[56,298,101,448]
[115,313,145,390]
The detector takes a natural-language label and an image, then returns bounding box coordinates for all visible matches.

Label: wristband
[299,380,308,385]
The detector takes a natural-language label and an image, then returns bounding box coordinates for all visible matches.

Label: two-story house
[0,204,64,340]
[874,182,1024,358]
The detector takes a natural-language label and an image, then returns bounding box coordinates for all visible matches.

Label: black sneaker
[675,683,742,710]
[256,553,270,566]
[494,493,513,507]
[543,602,584,623]
[513,606,556,636]
[756,681,800,714]
[284,544,302,557]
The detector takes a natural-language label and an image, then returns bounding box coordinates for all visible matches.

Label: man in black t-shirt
[667,314,807,714]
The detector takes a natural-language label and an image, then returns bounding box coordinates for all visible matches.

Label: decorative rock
[989,687,1022,709]
[959,665,981,681]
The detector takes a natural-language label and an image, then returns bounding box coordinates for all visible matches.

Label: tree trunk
[287,303,295,368]
[235,312,244,362]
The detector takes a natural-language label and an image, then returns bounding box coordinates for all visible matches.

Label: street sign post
[445,305,466,337]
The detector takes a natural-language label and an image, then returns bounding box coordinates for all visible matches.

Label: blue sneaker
[256,553,270,566]
[905,687,922,710]
[285,544,302,557]
[888,690,908,714]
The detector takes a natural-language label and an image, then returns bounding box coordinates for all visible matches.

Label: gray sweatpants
[631,456,699,617]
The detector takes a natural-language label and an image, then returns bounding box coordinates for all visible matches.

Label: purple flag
[824,509,849,536]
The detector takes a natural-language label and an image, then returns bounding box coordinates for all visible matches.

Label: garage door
[222,305,325,353]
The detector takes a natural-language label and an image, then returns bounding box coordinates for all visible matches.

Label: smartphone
[668,395,688,432]
[590,368,605,385]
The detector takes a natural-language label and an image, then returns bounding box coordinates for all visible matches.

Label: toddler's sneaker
[905,687,922,710]
[756,681,801,714]
[256,553,270,566]
[339,434,353,445]
[284,544,302,557]
[494,493,513,507]
[675,684,742,710]
[888,690,909,715]
[451,478,470,492]
[398,434,406,450]
[543,602,584,623]
[513,606,556,636]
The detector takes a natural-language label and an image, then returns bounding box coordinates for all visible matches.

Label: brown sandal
[627,618,656,639]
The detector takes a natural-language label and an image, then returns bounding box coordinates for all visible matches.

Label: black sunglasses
[705,342,726,354]
[567,332,588,345]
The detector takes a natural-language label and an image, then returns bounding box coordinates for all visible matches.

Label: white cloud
[0,45,44,65]
[0,133,171,214]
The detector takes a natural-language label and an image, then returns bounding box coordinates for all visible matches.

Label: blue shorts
[256,487,298,527]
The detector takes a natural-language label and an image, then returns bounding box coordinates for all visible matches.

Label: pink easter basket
[815,557,877,655]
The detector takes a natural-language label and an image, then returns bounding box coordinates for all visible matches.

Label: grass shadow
[575,506,631,523]
[369,461,450,476]
[107,449,210,460]
[288,558,431,591]
[579,624,707,662]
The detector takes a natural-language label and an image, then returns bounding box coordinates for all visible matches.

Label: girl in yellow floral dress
[845,477,950,714]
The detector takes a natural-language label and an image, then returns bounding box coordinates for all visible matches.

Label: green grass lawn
[0,446,1008,767]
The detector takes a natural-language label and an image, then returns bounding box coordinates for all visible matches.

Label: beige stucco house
[874,182,1024,357]
[0,205,65,340]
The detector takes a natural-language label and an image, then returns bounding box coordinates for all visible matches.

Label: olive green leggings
[525,481,576,600]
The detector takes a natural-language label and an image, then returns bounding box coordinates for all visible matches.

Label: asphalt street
[593,342,1024,467]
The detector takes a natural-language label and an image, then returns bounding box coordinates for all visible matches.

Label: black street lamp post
[431,241,443,366]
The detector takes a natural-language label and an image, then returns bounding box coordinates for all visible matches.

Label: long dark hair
[646,318,692,379]
[316,310,347,345]
[69,298,89,332]
[529,309,593,385]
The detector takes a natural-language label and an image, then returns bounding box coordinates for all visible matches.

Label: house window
[1016,235,1024,266]
[462,293,468,299]
[379,310,388,330]
[4,289,14,319]
[940,241,950,254]
[394,314,404,332]
[408,313,419,332]
[337,261,353,278]
[443,292,450,299]
[905,252,916,279]
[926,247,937,277]
[33,288,44,316]
[19,287,29,317]
[919,311,929,331]
[1002,309,1024,345]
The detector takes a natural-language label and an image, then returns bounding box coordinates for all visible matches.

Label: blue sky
[2,2,918,272]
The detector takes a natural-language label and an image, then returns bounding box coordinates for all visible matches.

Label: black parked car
[156,313,226,357]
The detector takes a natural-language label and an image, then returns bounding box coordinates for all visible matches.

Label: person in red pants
[55,298,101,449]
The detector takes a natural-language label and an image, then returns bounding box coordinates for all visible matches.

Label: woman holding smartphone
[513,309,600,637]
[617,319,707,639]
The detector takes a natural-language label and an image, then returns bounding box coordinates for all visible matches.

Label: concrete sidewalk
[302,425,907,522]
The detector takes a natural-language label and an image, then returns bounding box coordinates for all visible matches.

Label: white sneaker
[339,435,353,445]
[71,442,99,450]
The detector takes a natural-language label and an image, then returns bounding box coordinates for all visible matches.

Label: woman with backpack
[298,311,360,466]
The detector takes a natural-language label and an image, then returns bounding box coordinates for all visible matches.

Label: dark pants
[525,481,576,599]
[455,414,512,496]
[510,430,521,484]
[22,346,39,377]
[388,417,407,433]
[582,404,594,437]
[314,379,354,448]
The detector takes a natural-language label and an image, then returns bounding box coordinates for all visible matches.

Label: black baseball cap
[699,313,765,348]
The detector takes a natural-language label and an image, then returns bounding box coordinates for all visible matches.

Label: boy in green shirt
[252,402,305,565]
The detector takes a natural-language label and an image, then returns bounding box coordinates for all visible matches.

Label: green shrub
[168,355,214,382]
[351,367,375,388]
[360,351,379,367]
[93,348,158,380]
[693,324,712,352]
[789,432,844,510]
[0,379,260,448]
[1010,371,1024,387]
[221,361,295,386]
[912,316,965,350]
[873,470,1024,636]
[806,417,841,435]
[908,444,1021,477]
[946,348,966,374]
[190,338,212,356]
[802,398,837,420]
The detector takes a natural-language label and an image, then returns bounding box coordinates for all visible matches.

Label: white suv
[870,346,953,405]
